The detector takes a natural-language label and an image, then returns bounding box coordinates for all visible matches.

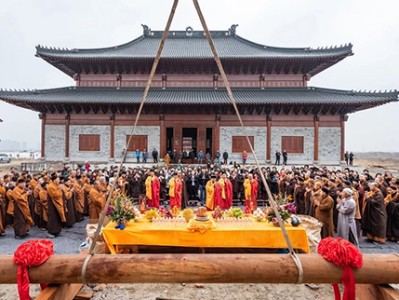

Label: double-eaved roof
[35,25,353,77]
[0,86,396,115]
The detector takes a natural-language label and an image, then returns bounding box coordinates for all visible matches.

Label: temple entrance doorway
[182,128,197,157]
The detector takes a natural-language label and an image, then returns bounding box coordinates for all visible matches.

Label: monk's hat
[343,188,353,195]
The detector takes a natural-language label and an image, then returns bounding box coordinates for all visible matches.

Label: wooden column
[197,127,206,153]
[314,115,319,163]
[110,115,115,161]
[174,126,182,152]
[266,115,271,163]
[214,115,221,156]
[39,113,46,160]
[65,114,70,161]
[340,115,347,162]
[160,115,166,156]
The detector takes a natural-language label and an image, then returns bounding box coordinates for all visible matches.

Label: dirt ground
[0,283,334,300]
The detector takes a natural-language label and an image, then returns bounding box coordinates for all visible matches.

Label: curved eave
[0,87,397,116]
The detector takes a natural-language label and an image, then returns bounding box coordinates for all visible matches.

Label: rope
[80,0,180,284]
[192,0,304,284]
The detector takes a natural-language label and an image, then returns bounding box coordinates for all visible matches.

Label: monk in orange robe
[83,176,92,216]
[12,178,34,238]
[214,173,233,210]
[89,181,106,220]
[146,170,161,208]
[244,173,258,211]
[169,173,182,209]
[39,182,49,228]
[47,174,66,237]
[205,175,217,211]
[0,178,6,236]
[6,183,15,226]
[73,175,85,222]
[62,177,76,227]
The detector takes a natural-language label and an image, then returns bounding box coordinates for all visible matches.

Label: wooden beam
[0,254,398,284]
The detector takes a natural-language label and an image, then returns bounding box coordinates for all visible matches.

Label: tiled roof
[36,27,353,60]
[0,86,396,106]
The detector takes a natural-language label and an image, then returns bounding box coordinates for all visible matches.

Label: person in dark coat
[349,152,354,166]
[152,148,159,163]
[282,150,288,165]
[294,177,306,214]
[186,171,199,200]
[362,182,387,243]
[314,187,334,238]
[275,151,281,165]
[222,150,229,165]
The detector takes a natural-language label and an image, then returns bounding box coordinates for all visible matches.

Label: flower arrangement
[106,195,141,230]
[182,208,195,222]
[266,194,296,226]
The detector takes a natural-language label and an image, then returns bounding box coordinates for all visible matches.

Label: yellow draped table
[102,218,310,254]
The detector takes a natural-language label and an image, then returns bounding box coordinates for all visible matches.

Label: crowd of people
[0,162,398,246]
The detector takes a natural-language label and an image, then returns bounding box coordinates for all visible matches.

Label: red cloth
[13,239,54,300]
[151,177,160,208]
[318,237,363,300]
[213,183,223,209]
[225,179,233,209]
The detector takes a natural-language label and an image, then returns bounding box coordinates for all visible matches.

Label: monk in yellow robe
[206,175,217,211]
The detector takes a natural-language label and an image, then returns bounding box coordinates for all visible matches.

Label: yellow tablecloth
[102,218,310,254]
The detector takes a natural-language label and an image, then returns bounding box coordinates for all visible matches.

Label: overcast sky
[0,0,398,152]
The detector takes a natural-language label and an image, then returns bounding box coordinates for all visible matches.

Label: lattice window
[79,134,100,151]
[126,135,148,151]
[232,136,254,153]
[281,136,304,154]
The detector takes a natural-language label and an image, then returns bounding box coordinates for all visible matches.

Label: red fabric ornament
[318,237,363,300]
[13,240,54,300]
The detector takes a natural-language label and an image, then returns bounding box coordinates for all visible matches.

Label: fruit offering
[145,209,158,221]
[253,208,265,221]
[170,205,180,218]
[182,208,195,222]
[212,206,223,219]
[227,207,244,218]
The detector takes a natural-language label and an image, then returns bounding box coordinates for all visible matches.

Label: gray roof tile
[0,87,396,106]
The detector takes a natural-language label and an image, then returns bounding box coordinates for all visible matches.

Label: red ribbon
[13,240,54,300]
[318,237,363,300]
